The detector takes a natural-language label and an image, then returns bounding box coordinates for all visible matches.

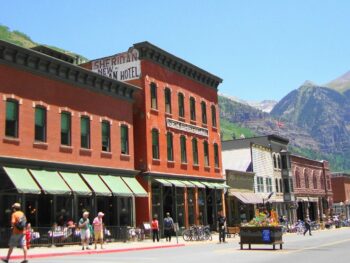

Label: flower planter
[239,226,283,250]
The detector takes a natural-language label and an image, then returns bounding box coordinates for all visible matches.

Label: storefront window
[176,188,185,227]
[187,188,195,225]
[119,197,132,226]
[152,183,161,220]
[198,189,206,225]
[56,196,73,226]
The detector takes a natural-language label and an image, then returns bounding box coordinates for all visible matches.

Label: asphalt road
[30,228,350,263]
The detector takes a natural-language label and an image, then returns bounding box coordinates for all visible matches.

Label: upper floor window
[295,168,301,188]
[61,111,71,146]
[178,93,185,118]
[164,88,171,114]
[277,155,281,169]
[120,125,129,155]
[34,106,46,142]
[190,97,196,121]
[201,101,207,124]
[152,129,159,159]
[150,83,158,110]
[304,169,309,188]
[273,154,277,169]
[180,135,187,163]
[5,99,19,138]
[257,177,264,192]
[166,132,174,161]
[214,143,219,168]
[275,178,279,192]
[266,178,273,192]
[192,138,199,165]
[211,105,217,127]
[101,121,111,152]
[313,172,318,189]
[80,116,90,149]
[203,140,209,166]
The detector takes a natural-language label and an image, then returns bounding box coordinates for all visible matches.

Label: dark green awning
[122,177,148,197]
[201,182,216,189]
[154,178,173,187]
[100,175,133,197]
[180,180,195,188]
[29,169,71,195]
[166,179,186,188]
[59,172,92,196]
[80,173,112,196]
[3,167,41,194]
[190,181,206,188]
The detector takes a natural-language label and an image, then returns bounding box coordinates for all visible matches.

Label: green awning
[81,173,112,196]
[180,180,195,188]
[201,182,216,189]
[166,179,186,188]
[59,172,92,196]
[122,177,148,197]
[3,167,41,194]
[211,182,227,189]
[100,175,133,197]
[154,178,173,187]
[190,181,206,188]
[29,169,71,195]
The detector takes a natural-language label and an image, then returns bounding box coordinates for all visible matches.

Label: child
[25,223,32,250]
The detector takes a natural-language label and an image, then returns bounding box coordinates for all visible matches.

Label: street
[27,228,350,263]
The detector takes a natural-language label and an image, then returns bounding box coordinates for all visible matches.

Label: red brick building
[291,155,333,221]
[84,42,225,229]
[331,173,350,219]
[0,40,145,230]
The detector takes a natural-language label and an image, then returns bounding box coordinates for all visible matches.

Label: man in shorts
[92,212,104,249]
[1,203,28,263]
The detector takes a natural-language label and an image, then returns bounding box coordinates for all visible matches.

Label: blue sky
[1,0,350,101]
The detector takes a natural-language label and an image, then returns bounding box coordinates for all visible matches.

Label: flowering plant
[243,209,279,227]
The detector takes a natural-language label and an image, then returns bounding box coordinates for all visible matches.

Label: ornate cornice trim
[133,41,223,90]
[0,40,141,102]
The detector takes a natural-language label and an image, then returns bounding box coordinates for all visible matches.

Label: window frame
[214,143,219,168]
[152,128,160,160]
[34,106,47,142]
[150,83,158,110]
[60,111,72,146]
[203,140,209,167]
[178,93,185,118]
[192,138,199,165]
[211,105,217,127]
[201,101,207,124]
[80,116,91,149]
[190,97,196,121]
[166,132,174,161]
[120,124,129,155]
[5,99,19,138]
[101,120,111,152]
[164,88,172,114]
[180,135,187,163]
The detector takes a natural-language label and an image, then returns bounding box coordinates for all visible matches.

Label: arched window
[150,83,158,109]
[273,154,277,169]
[152,129,159,159]
[295,168,301,188]
[304,169,309,188]
[178,93,185,117]
[313,171,318,189]
[201,101,207,124]
[190,97,196,121]
[203,140,209,166]
[211,105,217,127]
[277,155,281,169]
[164,88,171,113]
[214,143,219,168]
[180,135,187,163]
[166,132,173,161]
[192,138,198,165]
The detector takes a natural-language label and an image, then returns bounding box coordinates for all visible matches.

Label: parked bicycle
[183,225,212,241]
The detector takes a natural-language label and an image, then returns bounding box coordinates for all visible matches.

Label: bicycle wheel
[205,230,212,241]
[182,229,192,241]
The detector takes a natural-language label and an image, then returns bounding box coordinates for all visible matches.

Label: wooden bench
[226,226,240,238]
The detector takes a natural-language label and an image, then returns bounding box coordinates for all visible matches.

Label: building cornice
[133,41,223,90]
[0,40,141,102]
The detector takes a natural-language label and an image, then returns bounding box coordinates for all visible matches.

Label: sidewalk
[0,233,226,260]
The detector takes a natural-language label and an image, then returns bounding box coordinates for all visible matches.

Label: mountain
[219,94,277,113]
[326,71,350,93]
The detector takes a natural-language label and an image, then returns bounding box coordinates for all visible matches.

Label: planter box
[239,226,283,250]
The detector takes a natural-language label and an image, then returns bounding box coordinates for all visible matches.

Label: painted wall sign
[166,118,208,137]
[91,48,141,82]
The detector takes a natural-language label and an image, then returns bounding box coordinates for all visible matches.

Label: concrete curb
[6,244,185,260]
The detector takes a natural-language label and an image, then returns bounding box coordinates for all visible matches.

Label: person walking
[92,212,104,249]
[217,211,226,243]
[151,215,160,242]
[163,212,174,242]
[79,211,91,250]
[1,203,28,263]
[303,217,312,236]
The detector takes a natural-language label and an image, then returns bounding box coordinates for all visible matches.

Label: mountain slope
[326,71,350,93]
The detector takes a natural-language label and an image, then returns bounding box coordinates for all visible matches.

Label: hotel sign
[91,48,141,82]
[166,118,208,137]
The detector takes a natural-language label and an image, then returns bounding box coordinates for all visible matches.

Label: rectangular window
[192,139,198,165]
[266,178,273,192]
[152,129,159,159]
[120,125,129,155]
[61,112,71,146]
[178,93,185,118]
[211,105,217,127]
[167,132,173,161]
[275,178,279,192]
[101,121,111,152]
[180,136,187,163]
[80,116,90,149]
[190,97,196,121]
[165,89,171,114]
[151,83,157,110]
[201,102,207,124]
[5,100,19,138]
[35,107,46,142]
[204,141,209,167]
[257,177,264,192]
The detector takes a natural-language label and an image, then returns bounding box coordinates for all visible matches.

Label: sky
[1,0,350,101]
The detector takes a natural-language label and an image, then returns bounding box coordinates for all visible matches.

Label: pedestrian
[92,212,104,249]
[25,223,32,250]
[1,202,28,263]
[151,215,159,242]
[79,211,91,250]
[303,217,312,236]
[163,212,174,242]
[217,210,226,243]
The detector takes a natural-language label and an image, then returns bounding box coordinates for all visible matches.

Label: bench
[239,241,283,250]
[226,227,240,238]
